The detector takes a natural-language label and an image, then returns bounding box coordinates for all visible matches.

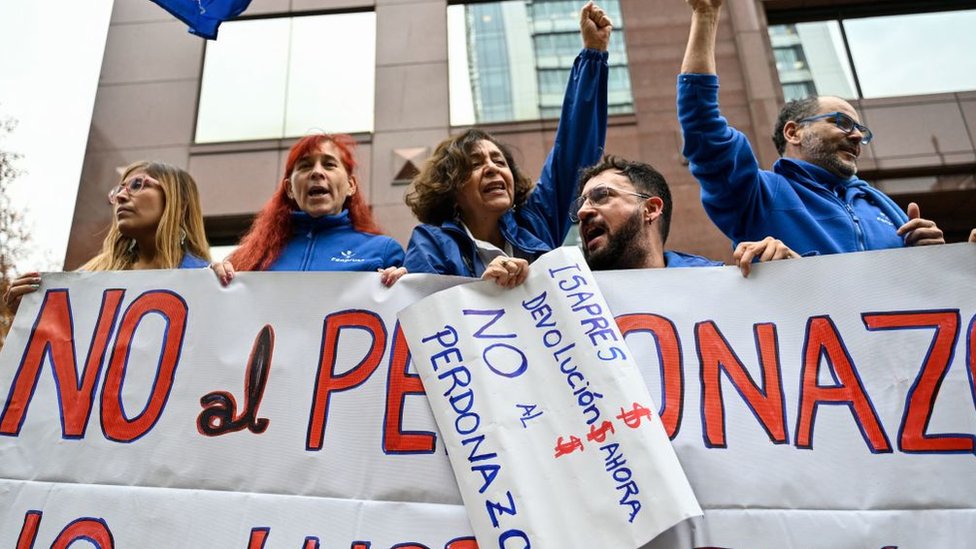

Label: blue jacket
[664,250,723,268]
[268,211,404,272]
[677,73,909,256]
[179,253,210,269]
[404,48,609,277]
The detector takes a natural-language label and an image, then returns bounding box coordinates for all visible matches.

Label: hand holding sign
[400,247,701,548]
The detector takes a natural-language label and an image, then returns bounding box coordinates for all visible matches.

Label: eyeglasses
[570,184,652,222]
[108,176,160,204]
[797,111,873,144]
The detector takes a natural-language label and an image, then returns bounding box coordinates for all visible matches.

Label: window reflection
[767,21,856,100]
[768,9,976,101]
[448,0,633,126]
[196,12,375,143]
[196,19,290,143]
[845,11,976,98]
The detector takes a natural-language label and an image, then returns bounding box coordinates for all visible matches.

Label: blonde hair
[81,161,211,271]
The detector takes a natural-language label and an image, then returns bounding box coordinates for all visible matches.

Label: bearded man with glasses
[575,156,798,277]
[676,0,944,256]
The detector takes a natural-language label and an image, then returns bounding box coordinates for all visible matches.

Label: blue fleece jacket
[268,211,404,272]
[664,250,723,268]
[678,73,909,256]
[179,253,210,269]
[404,48,609,277]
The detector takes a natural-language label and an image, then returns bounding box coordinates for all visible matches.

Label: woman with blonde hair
[4,160,211,311]
[83,160,210,270]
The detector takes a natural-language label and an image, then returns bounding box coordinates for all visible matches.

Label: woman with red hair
[211,133,405,285]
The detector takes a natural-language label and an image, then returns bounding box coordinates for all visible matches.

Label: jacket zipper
[300,229,315,270]
[444,223,481,277]
[829,187,865,251]
[844,202,865,251]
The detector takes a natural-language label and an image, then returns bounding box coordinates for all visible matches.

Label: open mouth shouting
[307,185,332,199]
[483,179,509,198]
[581,220,609,251]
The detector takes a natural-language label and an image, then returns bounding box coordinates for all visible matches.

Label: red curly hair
[228,133,384,271]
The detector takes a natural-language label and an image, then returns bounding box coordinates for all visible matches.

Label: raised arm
[681,0,723,74]
[580,0,611,51]
[677,0,774,245]
[520,1,610,247]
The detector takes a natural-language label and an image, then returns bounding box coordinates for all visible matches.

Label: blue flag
[150,0,252,40]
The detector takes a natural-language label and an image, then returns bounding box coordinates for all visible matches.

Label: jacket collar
[498,210,550,254]
[443,211,551,255]
[775,157,869,191]
[291,209,352,233]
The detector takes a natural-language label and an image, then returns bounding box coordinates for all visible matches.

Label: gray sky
[0,0,113,272]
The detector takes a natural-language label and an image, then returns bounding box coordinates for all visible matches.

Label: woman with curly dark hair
[403,1,612,287]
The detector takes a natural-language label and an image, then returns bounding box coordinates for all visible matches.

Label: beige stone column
[370,0,452,245]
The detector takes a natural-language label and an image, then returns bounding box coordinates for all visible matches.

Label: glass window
[783,82,816,102]
[537,68,567,96]
[844,10,976,98]
[767,21,856,99]
[448,0,633,126]
[768,9,976,100]
[873,173,975,195]
[196,12,375,143]
[607,66,633,114]
[773,46,805,72]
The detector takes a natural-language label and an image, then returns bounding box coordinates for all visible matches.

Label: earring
[180,229,187,247]
[127,238,137,253]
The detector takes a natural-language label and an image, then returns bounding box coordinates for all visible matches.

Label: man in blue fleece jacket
[677,0,944,256]
[574,155,798,277]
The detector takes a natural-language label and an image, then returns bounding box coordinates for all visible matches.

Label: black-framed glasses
[797,111,873,144]
[570,184,652,222]
[108,175,161,204]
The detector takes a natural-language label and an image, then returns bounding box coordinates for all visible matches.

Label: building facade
[66,0,976,268]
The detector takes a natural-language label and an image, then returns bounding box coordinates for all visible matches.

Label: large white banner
[399,248,701,548]
[1,244,974,547]
[0,269,473,547]
[627,243,976,548]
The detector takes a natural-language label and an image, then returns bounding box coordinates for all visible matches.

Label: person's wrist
[583,42,607,51]
[692,7,720,21]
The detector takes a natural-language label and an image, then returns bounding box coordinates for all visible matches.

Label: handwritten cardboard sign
[399,247,701,548]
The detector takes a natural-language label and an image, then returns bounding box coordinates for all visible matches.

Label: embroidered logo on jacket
[876,214,894,227]
[332,250,365,263]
